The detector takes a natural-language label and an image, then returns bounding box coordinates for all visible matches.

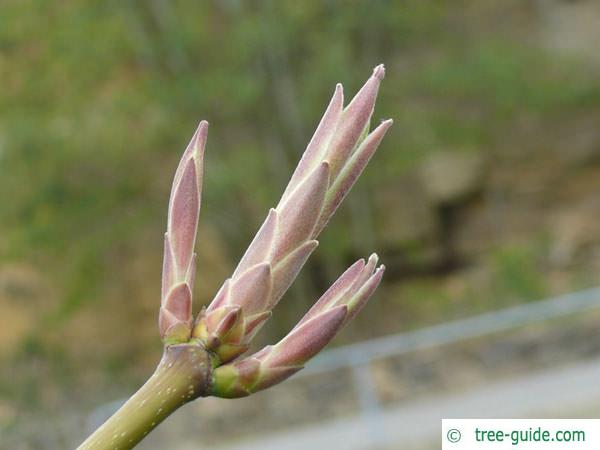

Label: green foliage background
[1,0,599,441]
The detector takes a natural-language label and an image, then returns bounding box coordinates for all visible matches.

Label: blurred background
[1,1,599,449]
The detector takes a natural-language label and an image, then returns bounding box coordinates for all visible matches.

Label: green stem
[78,343,211,450]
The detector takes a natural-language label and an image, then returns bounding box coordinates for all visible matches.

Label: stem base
[78,343,211,450]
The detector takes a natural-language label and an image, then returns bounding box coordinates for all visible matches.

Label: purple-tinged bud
[233,209,278,278]
[159,121,207,342]
[169,159,199,275]
[233,358,262,388]
[169,121,208,198]
[208,255,384,398]
[205,279,231,312]
[229,262,272,315]
[199,67,390,364]
[209,358,302,398]
[161,234,176,301]
[281,84,344,203]
[216,343,250,366]
[351,253,379,291]
[195,305,231,345]
[294,254,383,330]
[158,318,192,344]
[326,65,385,180]
[270,240,318,308]
[294,258,366,329]
[185,252,197,295]
[159,283,193,341]
[344,265,385,325]
[271,162,330,261]
[208,306,347,398]
[158,310,178,340]
[253,367,303,392]
[163,283,193,321]
[264,305,347,368]
[193,305,271,364]
[315,120,393,235]
[207,305,242,337]
[242,311,272,341]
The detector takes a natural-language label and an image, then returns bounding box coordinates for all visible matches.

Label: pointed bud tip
[371,120,393,137]
[363,253,379,275]
[268,304,348,368]
[334,303,349,316]
[372,265,385,282]
[194,120,209,137]
[190,121,209,156]
[372,265,386,285]
[189,120,208,161]
[258,261,272,275]
[373,64,385,81]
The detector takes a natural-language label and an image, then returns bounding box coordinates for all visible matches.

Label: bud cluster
[159,66,392,396]
[210,255,384,397]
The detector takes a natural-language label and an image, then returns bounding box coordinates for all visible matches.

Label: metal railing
[296,286,600,447]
